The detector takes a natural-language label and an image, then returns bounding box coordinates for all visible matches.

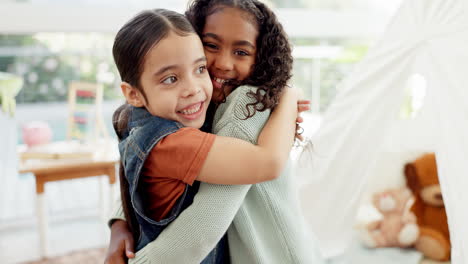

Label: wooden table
[19,146,118,258]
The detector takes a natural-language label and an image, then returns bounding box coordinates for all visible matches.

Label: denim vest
[119,106,229,263]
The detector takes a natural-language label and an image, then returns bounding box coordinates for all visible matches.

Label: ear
[121,82,145,107]
[404,163,420,193]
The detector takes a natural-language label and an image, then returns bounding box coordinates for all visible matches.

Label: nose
[181,77,201,98]
[213,50,234,72]
[181,85,200,98]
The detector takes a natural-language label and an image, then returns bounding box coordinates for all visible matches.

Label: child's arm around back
[197,87,297,184]
[128,86,292,263]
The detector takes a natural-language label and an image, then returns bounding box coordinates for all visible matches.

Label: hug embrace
[105,0,322,263]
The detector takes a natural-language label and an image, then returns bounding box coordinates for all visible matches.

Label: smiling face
[202,6,259,102]
[122,31,212,128]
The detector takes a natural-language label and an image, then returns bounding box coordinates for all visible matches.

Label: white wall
[0,3,393,37]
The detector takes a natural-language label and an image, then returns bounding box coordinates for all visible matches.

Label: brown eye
[162,76,177,84]
[234,50,249,56]
[196,65,207,74]
[203,42,218,50]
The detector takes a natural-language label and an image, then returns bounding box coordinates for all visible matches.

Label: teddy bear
[360,187,420,248]
[404,153,451,261]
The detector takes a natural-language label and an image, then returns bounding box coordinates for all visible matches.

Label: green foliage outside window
[291,38,369,111]
[0,34,121,104]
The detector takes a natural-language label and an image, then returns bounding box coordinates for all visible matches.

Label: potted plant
[0,72,23,117]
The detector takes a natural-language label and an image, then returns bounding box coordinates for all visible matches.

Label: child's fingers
[297,99,310,115]
[297,100,311,107]
[298,105,310,113]
[125,239,135,259]
[126,251,135,259]
[297,99,310,113]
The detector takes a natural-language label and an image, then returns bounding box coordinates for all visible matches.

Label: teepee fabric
[298,0,468,262]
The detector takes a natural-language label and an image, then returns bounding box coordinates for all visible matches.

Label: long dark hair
[112,9,196,240]
[186,0,293,118]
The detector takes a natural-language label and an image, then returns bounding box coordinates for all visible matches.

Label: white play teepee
[298,0,468,262]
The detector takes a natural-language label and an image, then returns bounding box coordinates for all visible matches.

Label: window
[291,39,370,112]
[0,33,120,103]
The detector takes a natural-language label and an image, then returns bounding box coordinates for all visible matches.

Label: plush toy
[405,153,451,261]
[360,187,419,248]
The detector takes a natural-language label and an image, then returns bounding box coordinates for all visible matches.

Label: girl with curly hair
[106,1,323,263]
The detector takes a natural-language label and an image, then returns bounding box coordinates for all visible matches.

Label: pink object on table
[22,121,53,148]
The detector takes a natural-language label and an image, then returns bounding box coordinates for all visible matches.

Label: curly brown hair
[186,0,293,118]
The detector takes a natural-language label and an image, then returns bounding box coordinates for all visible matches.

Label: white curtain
[298,0,468,262]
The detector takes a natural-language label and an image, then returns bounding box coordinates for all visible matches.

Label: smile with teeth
[178,102,202,115]
[213,77,227,84]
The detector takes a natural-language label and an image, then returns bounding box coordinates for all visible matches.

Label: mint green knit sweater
[111,86,323,264]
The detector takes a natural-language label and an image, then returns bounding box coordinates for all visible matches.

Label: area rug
[21,248,106,264]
